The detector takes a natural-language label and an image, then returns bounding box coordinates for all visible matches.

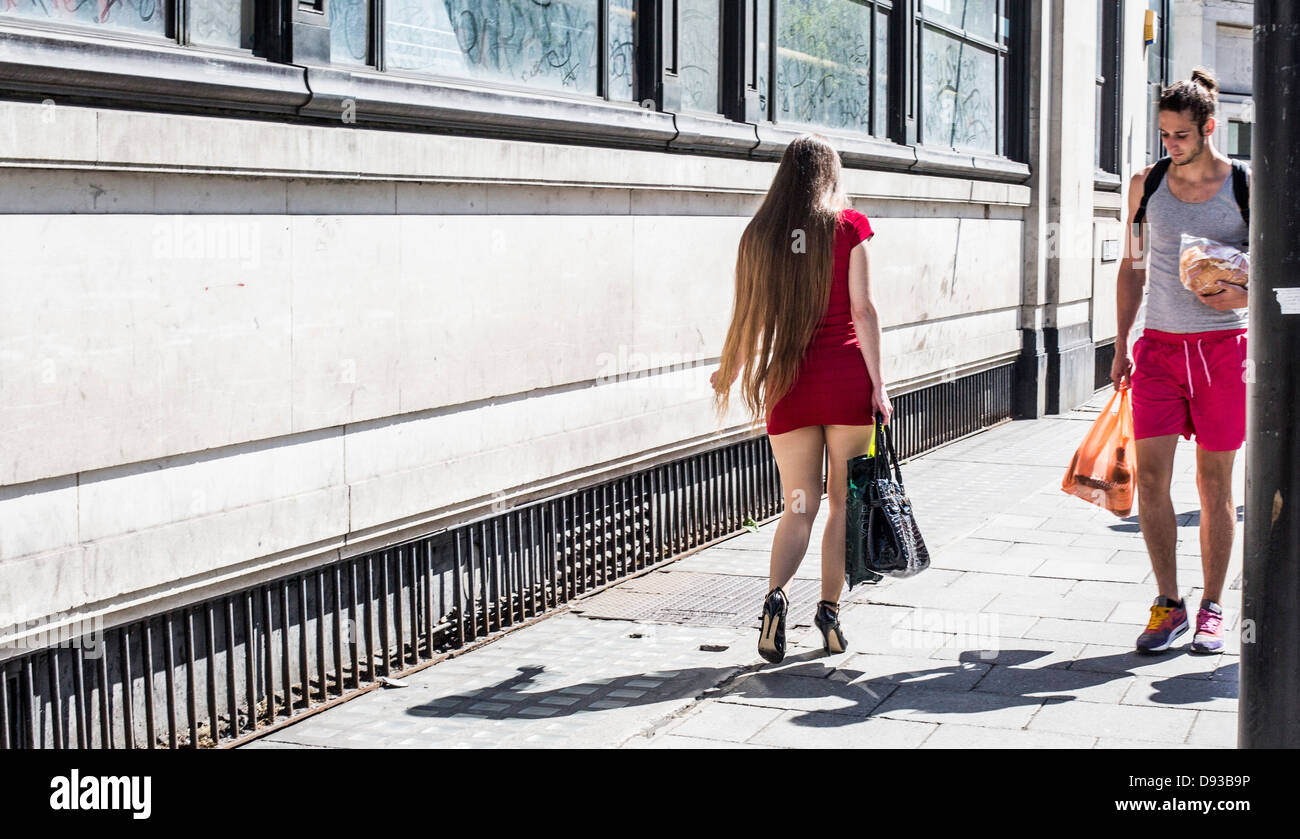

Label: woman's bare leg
[766,425,826,593]
[822,423,875,604]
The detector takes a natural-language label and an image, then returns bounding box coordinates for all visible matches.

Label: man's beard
[1173,135,1206,165]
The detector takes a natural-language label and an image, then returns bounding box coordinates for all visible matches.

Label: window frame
[362,0,638,106]
[0,0,266,55]
[745,0,894,138]
[1095,0,1123,184]
[913,0,1012,158]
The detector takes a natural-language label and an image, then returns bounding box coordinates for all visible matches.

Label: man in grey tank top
[1111,68,1248,656]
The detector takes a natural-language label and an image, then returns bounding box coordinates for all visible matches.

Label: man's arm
[1112,168,1151,387]
[1196,163,1250,311]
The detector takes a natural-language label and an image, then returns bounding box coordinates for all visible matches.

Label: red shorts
[1130,328,1247,452]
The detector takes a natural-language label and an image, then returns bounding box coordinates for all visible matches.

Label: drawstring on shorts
[1180,338,1217,399]
[1197,339,1212,388]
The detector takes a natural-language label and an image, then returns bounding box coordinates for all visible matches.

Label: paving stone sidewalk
[244,389,1244,750]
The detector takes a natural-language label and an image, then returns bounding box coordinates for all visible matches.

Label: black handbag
[845,412,930,587]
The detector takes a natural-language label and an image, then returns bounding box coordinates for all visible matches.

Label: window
[384,1,602,95]
[609,0,638,101]
[330,0,370,66]
[0,0,259,49]
[1225,119,1251,159]
[374,0,640,100]
[189,0,255,50]
[1215,23,1252,96]
[1095,0,1121,176]
[766,0,890,136]
[916,0,1009,155]
[678,0,721,112]
[0,0,169,37]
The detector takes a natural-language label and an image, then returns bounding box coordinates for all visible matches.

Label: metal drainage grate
[571,572,826,628]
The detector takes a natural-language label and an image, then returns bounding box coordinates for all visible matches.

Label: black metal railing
[1094,340,1117,391]
[0,362,1015,749]
[890,363,1016,459]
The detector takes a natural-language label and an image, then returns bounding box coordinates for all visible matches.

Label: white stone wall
[1173,0,1254,122]
[1049,0,1102,331]
[0,98,1033,651]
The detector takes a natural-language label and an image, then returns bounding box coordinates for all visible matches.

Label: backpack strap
[1132,157,1172,226]
[1231,159,1250,227]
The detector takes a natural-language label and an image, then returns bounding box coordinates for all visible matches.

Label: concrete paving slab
[1001,542,1118,564]
[871,684,1043,729]
[661,701,785,744]
[920,724,1095,749]
[1024,617,1150,647]
[834,652,991,692]
[863,586,999,613]
[1186,710,1238,747]
[747,710,936,748]
[970,527,1079,546]
[929,550,1047,575]
[986,592,1119,622]
[716,671,896,717]
[928,637,1087,670]
[1069,644,1222,680]
[943,572,1075,598]
[635,734,776,749]
[939,537,1015,556]
[1093,738,1201,749]
[1027,698,1197,743]
[973,664,1137,704]
[1120,673,1238,713]
[1032,559,1148,583]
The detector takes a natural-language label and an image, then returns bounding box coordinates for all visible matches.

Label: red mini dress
[765,207,876,435]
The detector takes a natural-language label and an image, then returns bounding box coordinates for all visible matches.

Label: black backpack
[1132,157,1250,226]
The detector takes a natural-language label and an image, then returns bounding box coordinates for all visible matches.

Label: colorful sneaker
[1136,596,1189,654]
[1189,600,1225,654]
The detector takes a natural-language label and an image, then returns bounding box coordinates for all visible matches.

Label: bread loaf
[1179,241,1248,295]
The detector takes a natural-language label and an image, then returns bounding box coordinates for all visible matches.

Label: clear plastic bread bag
[1179,233,1249,296]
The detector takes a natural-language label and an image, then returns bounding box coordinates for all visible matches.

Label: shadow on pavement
[1111,505,1245,533]
[398,645,1233,728]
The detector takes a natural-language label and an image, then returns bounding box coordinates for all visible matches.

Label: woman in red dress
[710,134,893,664]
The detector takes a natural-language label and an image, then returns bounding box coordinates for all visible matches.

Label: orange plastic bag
[1061,386,1138,517]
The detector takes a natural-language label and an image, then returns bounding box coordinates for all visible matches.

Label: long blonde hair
[712,134,850,427]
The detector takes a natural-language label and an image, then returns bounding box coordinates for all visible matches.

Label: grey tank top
[1143,166,1249,333]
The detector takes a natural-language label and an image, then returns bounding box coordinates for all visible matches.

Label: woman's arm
[847,241,894,424]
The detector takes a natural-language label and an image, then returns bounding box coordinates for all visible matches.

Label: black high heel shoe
[757,587,788,663]
[814,600,848,655]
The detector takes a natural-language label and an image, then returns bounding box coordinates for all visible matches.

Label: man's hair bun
[1190,67,1219,96]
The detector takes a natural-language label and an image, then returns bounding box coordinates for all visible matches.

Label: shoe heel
[815,601,847,655]
[757,588,787,664]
